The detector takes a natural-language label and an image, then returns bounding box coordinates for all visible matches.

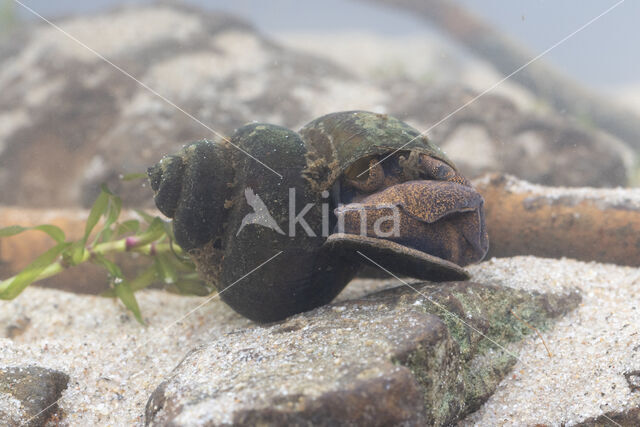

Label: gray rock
[0,4,349,208]
[392,85,628,188]
[625,370,640,392]
[0,5,628,210]
[576,408,640,427]
[0,365,69,427]
[145,281,580,426]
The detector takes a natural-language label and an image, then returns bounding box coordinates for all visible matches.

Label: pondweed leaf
[33,225,66,243]
[162,219,176,242]
[0,242,70,299]
[93,189,122,244]
[129,265,157,292]
[154,253,177,285]
[116,219,140,236]
[0,181,207,325]
[84,186,111,243]
[114,280,144,324]
[163,248,195,272]
[92,253,124,279]
[0,224,66,243]
[135,209,156,225]
[172,279,212,296]
[134,217,165,247]
[100,264,157,298]
[0,225,24,237]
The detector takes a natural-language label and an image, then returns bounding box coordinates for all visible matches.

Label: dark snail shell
[148,111,488,322]
[148,141,233,251]
[299,111,454,193]
[211,124,360,322]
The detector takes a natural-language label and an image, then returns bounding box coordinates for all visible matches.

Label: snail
[148,111,488,322]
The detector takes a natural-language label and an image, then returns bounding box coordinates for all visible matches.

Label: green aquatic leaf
[100,288,116,298]
[154,254,177,285]
[0,181,194,318]
[164,247,195,272]
[135,209,156,225]
[114,280,144,324]
[100,264,158,298]
[172,279,212,296]
[0,242,70,299]
[84,186,111,243]
[0,224,66,243]
[0,0,18,35]
[133,217,165,247]
[162,219,175,242]
[129,265,158,292]
[32,225,66,243]
[0,225,27,238]
[92,253,123,279]
[94,190,122,244]
[116,219,140,236]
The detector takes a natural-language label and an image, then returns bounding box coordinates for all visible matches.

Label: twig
[474,173,640,267]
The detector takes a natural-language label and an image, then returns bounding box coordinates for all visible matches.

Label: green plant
[0,182,210,324]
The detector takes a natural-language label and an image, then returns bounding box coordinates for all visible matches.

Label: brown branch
[474,173,640,266]
[364,0,640,149]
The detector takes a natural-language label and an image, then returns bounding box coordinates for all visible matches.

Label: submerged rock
[0,365,69,426]
[0,5,628,209]
[393,86,629,188]
[576,408,640,427]
[145,281,579,426]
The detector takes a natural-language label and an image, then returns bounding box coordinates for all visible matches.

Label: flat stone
[576,408,640,427]
[0,365,69,426]
[145,281,579,426]
[461,257,640,425]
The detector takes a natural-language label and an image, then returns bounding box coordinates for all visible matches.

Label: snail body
[148,111,488,322]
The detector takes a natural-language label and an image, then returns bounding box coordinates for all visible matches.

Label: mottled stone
[0,4,348,208]
[0,5,628,209]
[625,370,640,392]
[576,408,640,427]
[392,86,629,188]
[0,365,69,426]
[145,281,580,426]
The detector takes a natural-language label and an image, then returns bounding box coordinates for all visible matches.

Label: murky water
[1,2,640,425]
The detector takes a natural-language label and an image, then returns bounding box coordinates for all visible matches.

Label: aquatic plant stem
[0,239,181,290]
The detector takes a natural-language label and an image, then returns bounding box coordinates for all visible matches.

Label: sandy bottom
[462,257,640,426]
[0,257,638,425]
[0,288,250,425]
[0,276,392,425]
